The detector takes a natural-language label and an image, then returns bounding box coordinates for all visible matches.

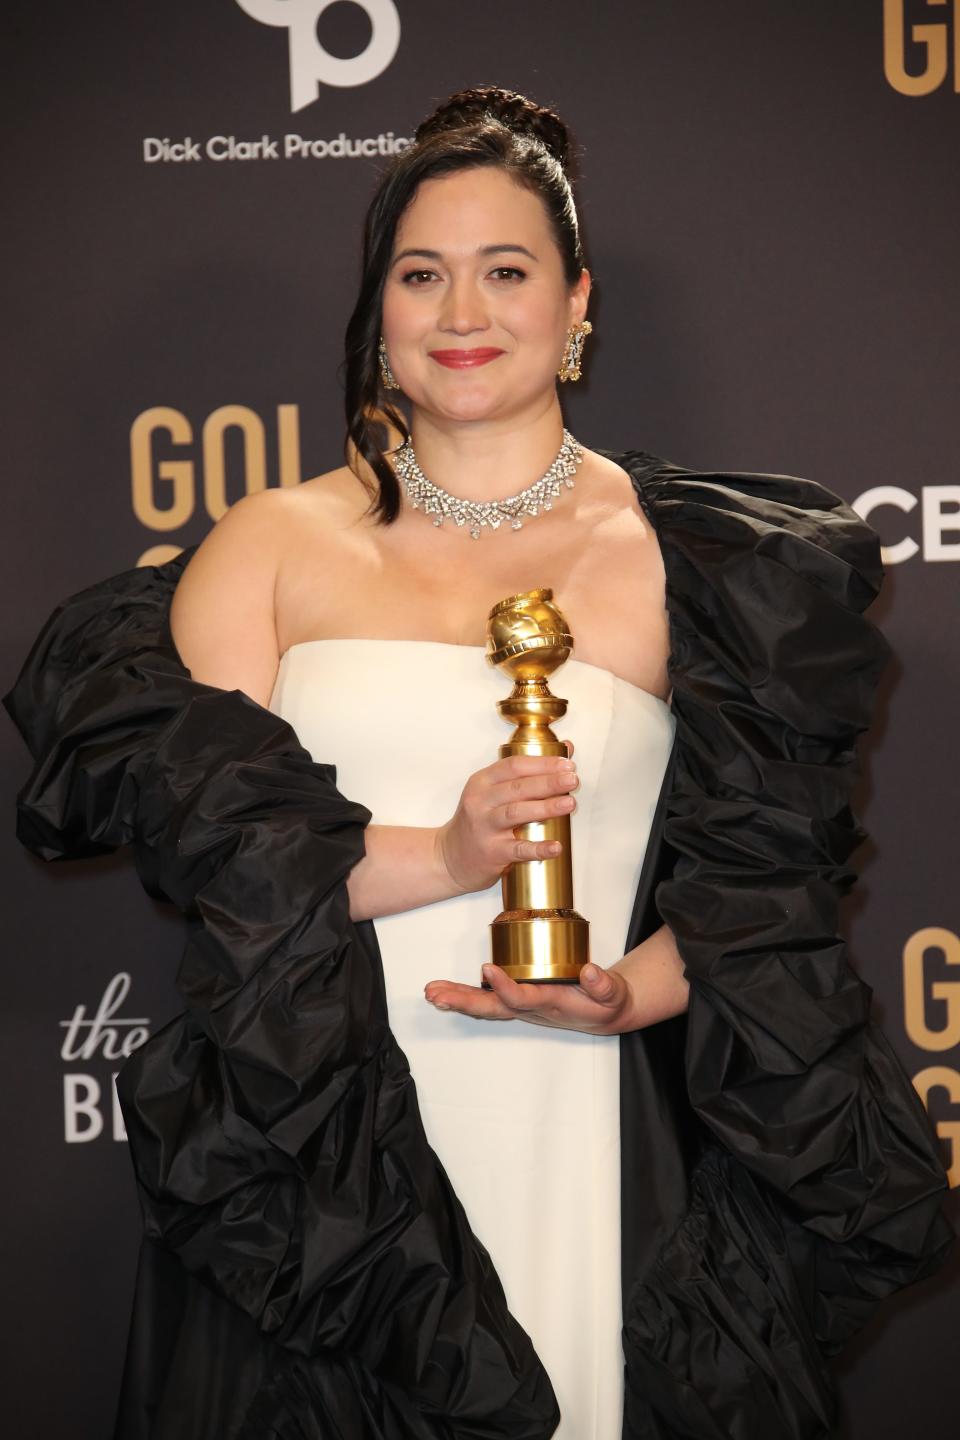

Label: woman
[4,87,953,1440]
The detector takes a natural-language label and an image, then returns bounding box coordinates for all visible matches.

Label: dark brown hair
[343,86,585,523]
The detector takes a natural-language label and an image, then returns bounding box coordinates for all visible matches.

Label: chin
[420,379,544,425]
[444,396,509,423]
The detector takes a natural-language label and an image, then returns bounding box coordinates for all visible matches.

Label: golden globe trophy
[483,588,589,985]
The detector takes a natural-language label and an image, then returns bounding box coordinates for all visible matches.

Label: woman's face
[380,166,590,426]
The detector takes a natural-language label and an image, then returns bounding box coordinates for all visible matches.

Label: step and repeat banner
[3,3,958,1436]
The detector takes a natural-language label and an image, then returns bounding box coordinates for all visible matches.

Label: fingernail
[559,758,575,770]
[432,1000,451,1010]
[582,964,599,982]
[482,964,495,978]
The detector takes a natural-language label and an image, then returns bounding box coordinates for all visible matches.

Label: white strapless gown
[268,640,675,1439]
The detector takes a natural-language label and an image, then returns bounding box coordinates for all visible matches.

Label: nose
[437,276,490,336]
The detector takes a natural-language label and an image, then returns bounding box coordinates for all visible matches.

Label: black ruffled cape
[4,451,953,1439]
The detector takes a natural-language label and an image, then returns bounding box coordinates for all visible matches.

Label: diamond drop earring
[557,320,592,383]
[378,336,400,390]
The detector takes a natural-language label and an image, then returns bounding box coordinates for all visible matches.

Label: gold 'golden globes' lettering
[202,406,268,518]
[883,0,960,95]
[131,407,194,530]
[131,404,304,563]
[904,926,960,1048]
[903,926,960,1187]
[913,1068,960,1187]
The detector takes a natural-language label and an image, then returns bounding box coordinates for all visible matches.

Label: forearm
[346,824,468,921]
[610,922,690,1028]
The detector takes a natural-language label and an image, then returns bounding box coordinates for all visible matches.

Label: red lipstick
[428,348,505,369]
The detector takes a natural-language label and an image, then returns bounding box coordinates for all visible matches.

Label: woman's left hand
[424,961,636,1035]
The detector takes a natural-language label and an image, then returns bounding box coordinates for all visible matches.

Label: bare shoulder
[578,446,646,510]
[174,464,364,593]
[167,486,301,705]
[553,444,671,698]
[172,485,291,607]
[572,446,658,546]
[292,462,378,530]
[169,465,375,704]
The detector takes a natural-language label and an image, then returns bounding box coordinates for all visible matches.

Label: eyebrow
[392,244,539,265]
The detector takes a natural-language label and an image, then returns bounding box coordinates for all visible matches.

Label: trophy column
[484,589,590,984]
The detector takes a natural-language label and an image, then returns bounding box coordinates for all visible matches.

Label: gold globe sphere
[485,588,574,681]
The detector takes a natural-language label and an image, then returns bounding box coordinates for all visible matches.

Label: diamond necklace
[392,429,584,539]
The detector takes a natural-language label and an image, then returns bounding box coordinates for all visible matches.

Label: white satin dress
[268,639,676,1439]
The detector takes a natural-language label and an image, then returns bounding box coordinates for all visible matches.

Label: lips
[427,348,505,369]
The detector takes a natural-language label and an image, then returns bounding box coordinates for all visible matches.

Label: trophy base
[486,908,589,985]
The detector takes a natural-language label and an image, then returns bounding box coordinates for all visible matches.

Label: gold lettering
[912,1067,960,1186]
[883,0,949,96]
[201,406,267,520]
[130,408,195,531]
[136,544,184,568]
[277,404,303,488]
[904,927,960,1049]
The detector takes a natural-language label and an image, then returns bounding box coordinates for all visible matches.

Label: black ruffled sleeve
[2,552,559,1439]
[618,455,954,1439]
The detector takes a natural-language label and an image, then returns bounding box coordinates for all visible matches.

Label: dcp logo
[236,0,401,111]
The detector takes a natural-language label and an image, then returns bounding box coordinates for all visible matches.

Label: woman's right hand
[434,751,579,895]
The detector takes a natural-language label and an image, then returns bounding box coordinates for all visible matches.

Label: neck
[407,398,569,502]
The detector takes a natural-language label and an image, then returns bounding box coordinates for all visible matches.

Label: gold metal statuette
[483,588,589,985]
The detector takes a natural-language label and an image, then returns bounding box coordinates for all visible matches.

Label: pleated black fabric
[3,450,953,1439]
[612,453,954,1439]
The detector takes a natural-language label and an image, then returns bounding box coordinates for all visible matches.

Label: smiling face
[380,166,590,427]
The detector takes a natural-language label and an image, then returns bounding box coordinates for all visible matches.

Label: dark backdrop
[3,3,958,1436]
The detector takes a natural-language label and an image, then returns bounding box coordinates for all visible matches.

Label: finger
[496,792,577,830]
[488,767,579,807]
[485,753,577,788]
[479,964,546,1011]
[424,979,517,1021]
[577,962,625,1009]
[564,739,574,758]
[483,964,627,1032]
[509,835,564,861]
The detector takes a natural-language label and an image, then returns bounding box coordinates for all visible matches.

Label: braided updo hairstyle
[343,85,585,523]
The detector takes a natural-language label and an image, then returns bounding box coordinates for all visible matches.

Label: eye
[489,266,526,282]
[400,269,439,286]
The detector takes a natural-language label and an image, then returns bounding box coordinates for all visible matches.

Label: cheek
[381,286,422,343]
[379,293,400,341]
[511,290,570,344]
